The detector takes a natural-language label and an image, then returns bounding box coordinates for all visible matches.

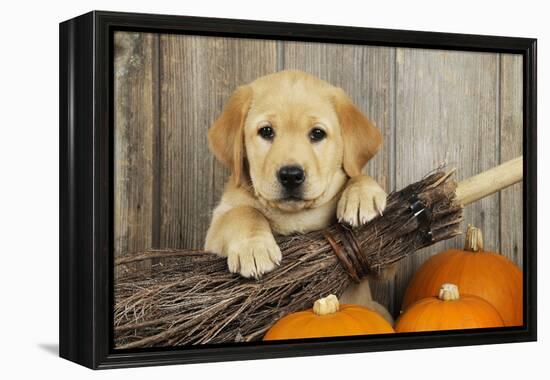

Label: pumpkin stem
[438,283,460,301]
[313,294,340,315]
[464,224,484,252]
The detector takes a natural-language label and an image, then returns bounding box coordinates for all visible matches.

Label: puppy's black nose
[277,165,305,189]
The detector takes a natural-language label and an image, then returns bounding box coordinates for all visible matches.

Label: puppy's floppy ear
[332,88,382,177]
[208,85,253,185]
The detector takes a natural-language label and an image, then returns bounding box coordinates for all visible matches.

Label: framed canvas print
[59,11,537,369]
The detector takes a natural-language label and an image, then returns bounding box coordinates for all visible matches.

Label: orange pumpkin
[263,294,394,340]
[401,225,522,326]
[395,283,504,332]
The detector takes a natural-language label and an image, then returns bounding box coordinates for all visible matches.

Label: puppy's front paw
[226,234,282,279]
[337,177,387,228]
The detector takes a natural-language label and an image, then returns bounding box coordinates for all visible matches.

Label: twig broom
[114,157,522,348]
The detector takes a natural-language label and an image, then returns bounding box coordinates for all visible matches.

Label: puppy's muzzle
[277,165,305,191]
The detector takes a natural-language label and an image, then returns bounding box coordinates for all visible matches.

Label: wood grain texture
[282,41,396,311]
[499,54,523,267]
[159,35,278,249]
[393,48,500,313]
[113,32,158,272]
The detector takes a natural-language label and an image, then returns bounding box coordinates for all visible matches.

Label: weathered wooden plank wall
[113,32,158,275]
[113,32,523,316]
[500,54,523,267]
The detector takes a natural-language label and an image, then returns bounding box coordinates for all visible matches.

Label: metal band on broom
[114,157,523,348]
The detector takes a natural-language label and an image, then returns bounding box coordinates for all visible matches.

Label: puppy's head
[208,70,381,212]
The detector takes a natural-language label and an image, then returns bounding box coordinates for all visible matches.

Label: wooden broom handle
[455,156,523,205]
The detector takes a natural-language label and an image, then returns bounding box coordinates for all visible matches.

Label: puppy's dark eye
[309,128,326,142]
[258,126,275,141]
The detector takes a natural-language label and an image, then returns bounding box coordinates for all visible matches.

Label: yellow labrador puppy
[205,70,391,322]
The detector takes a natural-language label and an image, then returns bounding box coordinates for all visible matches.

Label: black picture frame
[59,10,537,369]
